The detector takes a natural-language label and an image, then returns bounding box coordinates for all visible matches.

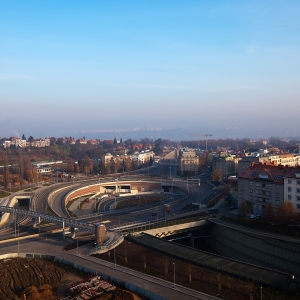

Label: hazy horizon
[1,1,299,139]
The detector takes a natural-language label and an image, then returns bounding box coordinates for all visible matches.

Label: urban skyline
[1,1,299,138]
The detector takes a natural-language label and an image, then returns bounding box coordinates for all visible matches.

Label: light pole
[156,205,158,223]
[260,287,262,300]
[17,224,20,255]
[14,210,16,237]
[77,237,79,255]
[173,263,175,288]
[114,247,116,268]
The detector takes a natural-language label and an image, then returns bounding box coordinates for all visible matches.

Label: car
[250,214,260,219]
[230,205,238,210]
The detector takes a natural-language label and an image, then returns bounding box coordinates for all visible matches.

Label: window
[288,195,292,200]
[297,196,300,202]
[297,180,300,185]
[276,185,280,190]
[276,193,279,198]
[249,182,252,186]
[250,189,253,193]
[249,195,253,200]
[288,187,292,192]
[288,179,292,184]
[268,184,272,188]
[297,188,300,193]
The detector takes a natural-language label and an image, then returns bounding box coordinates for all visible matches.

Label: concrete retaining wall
[0,196,21,226]
[206,223,300,278]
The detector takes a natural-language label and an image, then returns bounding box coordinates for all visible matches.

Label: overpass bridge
[0,206,94,232]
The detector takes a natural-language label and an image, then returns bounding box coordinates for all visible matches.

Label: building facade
[178,148,199,175]
[238,163,291,215]
[212,154,239,180]
[284,169,300,212]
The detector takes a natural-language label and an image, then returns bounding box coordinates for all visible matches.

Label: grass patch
[46,206,57,217]
[0,191,11,198]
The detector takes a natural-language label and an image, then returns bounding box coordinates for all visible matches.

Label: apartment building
[178,148,199,175]
[238,162,291,215]
[212,153,239,180]
[131,150,154,165]
[238,153,300,174]
[284,168,300,212]
[102,153,114,166]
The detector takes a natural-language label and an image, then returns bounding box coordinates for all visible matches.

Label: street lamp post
[17,224,20,255]
[77,238,79,255]
[173,263,175,288]
[260,287,262,300]
[156,205,158,223]
[14,210,16,237]
[114,247,116,268]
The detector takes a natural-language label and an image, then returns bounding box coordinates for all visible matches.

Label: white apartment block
[178,148,199,174]
[131,150,154,165]
[102,153,114,166]
[284,170,300,212]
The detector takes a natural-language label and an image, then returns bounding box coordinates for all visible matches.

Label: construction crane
[189,134,212,151]
[204,134,212,152]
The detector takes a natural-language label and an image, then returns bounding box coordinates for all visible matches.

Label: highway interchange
[0,155,224,300]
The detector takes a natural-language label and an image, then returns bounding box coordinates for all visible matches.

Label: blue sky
[0,1,299,139]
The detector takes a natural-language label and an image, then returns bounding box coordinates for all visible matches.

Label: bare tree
[277,201,296,224]
[238,200,250,216]
[3,153,9,190]
[164,257,169,276]
[187,262,192,284]
[217,273,221,293]
[262,203,274,221]
[18,153,24,187]
[212,168,222,181]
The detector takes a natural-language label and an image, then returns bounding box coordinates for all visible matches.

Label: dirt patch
[0,258,66,299]
[22,284,57,300]
[0,258,144,300]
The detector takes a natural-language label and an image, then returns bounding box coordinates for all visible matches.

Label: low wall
[206,222,300,280]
